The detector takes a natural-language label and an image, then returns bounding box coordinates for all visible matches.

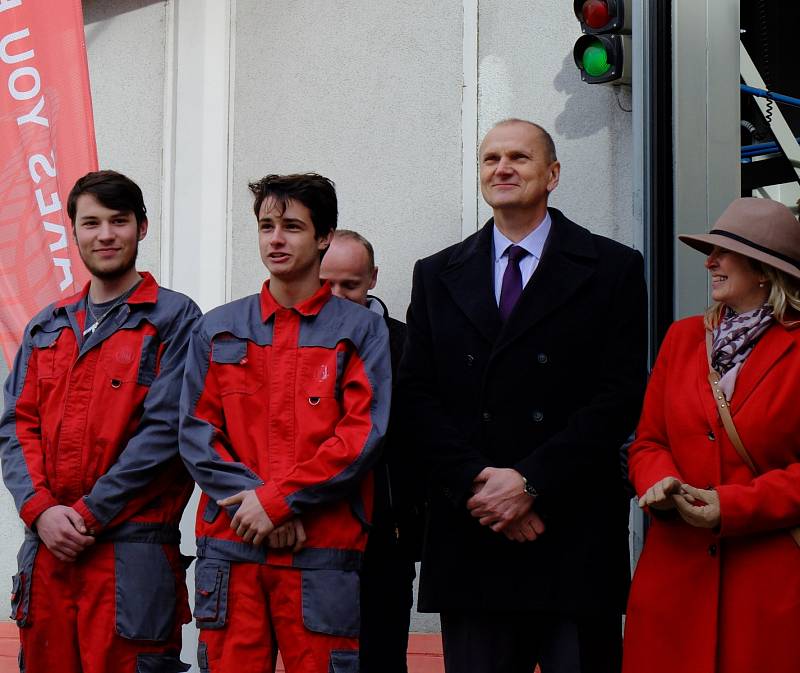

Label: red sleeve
[717,467,800,536]
[0,336,59,528]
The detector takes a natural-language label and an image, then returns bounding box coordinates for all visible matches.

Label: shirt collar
[55,271,158,309]
[365,296,386,317]
[259,279,332,321]
[493,212,552,263]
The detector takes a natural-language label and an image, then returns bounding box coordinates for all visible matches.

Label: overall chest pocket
[100,333,160,388]
[32,329,71,380]
[211,337,264,396]
[301,350,340,405]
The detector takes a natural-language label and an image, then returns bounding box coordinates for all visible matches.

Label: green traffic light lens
[582,40,611,77]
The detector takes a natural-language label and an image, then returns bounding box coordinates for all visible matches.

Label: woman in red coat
[623,197,800,673]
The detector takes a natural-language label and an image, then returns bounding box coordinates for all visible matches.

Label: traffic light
[572,0,631,85]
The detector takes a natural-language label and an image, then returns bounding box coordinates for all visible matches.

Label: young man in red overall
[0,170,201,673]
[180,173,391,673]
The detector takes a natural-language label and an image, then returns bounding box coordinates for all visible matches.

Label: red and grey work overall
[0,273,200,673]
[180,281,391,673]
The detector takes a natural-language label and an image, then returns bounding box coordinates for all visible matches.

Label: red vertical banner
[0,0,96,365]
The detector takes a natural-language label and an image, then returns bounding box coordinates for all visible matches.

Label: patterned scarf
[711,304,773,399]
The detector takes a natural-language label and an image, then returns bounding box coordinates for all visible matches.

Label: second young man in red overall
[180,173,391,673]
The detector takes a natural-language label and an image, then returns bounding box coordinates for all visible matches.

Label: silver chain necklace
[82,281,141,337]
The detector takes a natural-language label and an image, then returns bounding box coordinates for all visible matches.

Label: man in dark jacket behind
[321,229,424,673]
[397,119,648,673]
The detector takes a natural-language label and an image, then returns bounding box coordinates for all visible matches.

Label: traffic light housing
[572,1,631,85]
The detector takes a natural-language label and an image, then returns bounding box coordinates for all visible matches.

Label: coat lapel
[491,209,598,358]
[439,221,503,344]
[730,322,796,415]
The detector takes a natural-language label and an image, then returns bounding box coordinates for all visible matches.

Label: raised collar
[55,271,159,309]
[366,294,389,319]
[259,279,332,322]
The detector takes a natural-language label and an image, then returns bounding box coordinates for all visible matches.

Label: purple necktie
[499,245,528,321]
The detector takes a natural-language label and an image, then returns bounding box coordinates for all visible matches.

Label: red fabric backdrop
[0,0,96,365]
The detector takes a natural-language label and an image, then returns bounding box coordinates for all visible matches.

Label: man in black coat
[397,119,647,673]
[321,230,423,673]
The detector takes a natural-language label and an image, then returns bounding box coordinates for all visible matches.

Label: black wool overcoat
[397,208,648,615]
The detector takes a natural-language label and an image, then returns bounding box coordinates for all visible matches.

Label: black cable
[758,0,773,125]
[614,86,632,112]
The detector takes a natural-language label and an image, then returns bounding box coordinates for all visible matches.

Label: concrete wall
[230,0,464,318]
[83,0,168,279]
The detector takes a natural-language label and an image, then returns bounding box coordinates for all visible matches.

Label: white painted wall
[83,0,169,278]
[229,0,465,319]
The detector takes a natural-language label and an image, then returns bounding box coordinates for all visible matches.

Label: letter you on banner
[0,0,96,365]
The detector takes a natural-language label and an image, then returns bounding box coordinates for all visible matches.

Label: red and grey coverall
[0,272,200,673]
[179,281,391,673]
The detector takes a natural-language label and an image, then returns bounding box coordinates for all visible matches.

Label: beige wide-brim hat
[679,197,800,280]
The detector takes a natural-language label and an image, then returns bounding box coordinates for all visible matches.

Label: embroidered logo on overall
[115,349,135,365]
[315,364,329,382]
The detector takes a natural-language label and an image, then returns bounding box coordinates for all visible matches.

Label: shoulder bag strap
[705,331,758,473]
[705,330,800,546]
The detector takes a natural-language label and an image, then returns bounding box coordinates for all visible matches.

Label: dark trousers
[440,610,622,673]
[359,526,416,673]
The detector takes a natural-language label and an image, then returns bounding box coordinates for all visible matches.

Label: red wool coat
[623,316,800,673]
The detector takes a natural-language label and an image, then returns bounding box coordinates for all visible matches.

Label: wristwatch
[521,476,538,499]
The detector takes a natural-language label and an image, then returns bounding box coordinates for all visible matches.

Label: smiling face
[73,193,146,281]
[258,197,332,282]
[479,122,560,214]
[705,246,769,313]
[320,236,377,306]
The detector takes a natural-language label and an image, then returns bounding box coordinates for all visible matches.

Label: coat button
[532,410,544,422]
[110,379,122,388]
[536,353,548,364]
[465,354,475,367]
[708,543,717,556]
[482,411,492,422]
[707,431,715,441]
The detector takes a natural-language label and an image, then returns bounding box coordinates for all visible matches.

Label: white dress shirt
[493,213,552,305]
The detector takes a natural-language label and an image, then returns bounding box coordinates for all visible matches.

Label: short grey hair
[491,118,558,163]
[333,230,375,270]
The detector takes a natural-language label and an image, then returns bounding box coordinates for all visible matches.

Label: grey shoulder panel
[298,296,383,349]
[197,295,273,346]
[149,287,203,333]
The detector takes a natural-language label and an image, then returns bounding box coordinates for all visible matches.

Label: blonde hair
[704,261,800,328]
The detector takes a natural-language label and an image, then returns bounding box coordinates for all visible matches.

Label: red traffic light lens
[581,0,610,30]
